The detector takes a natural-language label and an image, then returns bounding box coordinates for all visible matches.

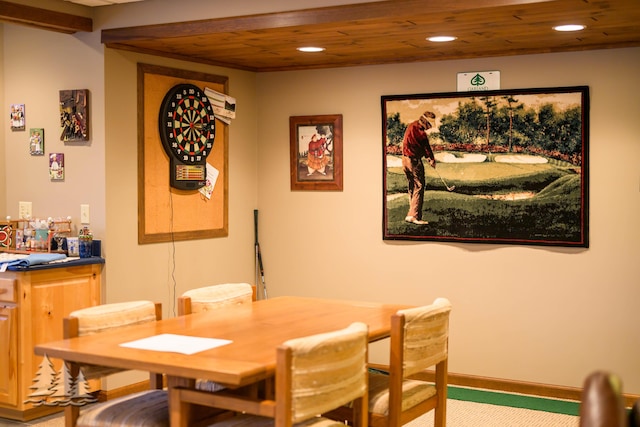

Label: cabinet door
[29,273,100,352]
[0,305,18,406]
[22,265,101,404]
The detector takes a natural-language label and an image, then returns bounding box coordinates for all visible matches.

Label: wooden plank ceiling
[100,0,640,72]
[3,0,639,71]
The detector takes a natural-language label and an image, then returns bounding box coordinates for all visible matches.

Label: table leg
[167,376,195,427]
[167,376,233,427]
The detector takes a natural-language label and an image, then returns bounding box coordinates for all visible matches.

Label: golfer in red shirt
[401,111,436,225]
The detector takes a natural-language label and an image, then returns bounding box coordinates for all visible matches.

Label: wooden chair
[169,322,370,427]
[63,300,168,427]
[178,283,256,316]
[177,283,256,394]
[325,297,452,427]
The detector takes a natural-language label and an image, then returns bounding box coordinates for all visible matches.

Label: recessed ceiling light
[297,47,325,53]
[553,24,586,32]
[427,36,457,42]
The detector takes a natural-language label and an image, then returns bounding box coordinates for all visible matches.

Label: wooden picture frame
[137,63,229,244]
[382,86,589,247]
[29,128,44,155]
[10,103,25,131]
[59,89,89,142]
[290,114,343,191]
[49,153,64,181]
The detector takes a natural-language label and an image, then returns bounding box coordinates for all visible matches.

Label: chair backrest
[64,300,162,381]
[395,297,451,378]
[277,322,369,426]
[63,301,163,427]
[386,297,451,427]
[178,283,255,315]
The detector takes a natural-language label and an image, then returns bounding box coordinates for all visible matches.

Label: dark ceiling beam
[0,1,92,34]
[101,0,553,42]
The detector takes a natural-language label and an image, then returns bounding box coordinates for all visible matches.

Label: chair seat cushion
[368,372,437,416]
[206,413,345,427]
[77,389,168,427]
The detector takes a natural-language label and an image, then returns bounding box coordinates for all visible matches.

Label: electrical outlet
[19,201,32,219]
[80,204,90,224]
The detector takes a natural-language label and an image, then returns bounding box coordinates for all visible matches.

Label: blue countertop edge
[7,256,105,271]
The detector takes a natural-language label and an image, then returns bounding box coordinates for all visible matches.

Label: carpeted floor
[406,398,578,426]
[2,387,580,427]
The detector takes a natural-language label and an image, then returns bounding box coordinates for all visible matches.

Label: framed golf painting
[382,86,589,247]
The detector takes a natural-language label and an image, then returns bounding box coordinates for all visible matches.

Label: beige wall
[255,48,640,393]
[1,23,106,240]
[2,0,639,396]
[103,49,259,313]
[0,25,5,216]
[99,49,259,388]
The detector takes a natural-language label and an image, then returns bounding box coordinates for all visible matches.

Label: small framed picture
[10,104,25,131]
[29,128,44,155]
[289,114,343,191]
[60,89,89,142]
[49,153,65,181]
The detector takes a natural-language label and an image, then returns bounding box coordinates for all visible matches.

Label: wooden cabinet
[0,302,18,407]
[0,261,102,421]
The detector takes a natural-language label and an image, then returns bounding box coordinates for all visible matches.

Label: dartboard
[159,83,216,190]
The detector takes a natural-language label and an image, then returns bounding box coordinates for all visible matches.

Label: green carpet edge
[447,386,580,416]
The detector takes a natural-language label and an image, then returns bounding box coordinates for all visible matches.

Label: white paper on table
[120,333,232,355]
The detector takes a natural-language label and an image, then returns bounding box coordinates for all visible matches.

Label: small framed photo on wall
[60,89,89,142]
[29,128,44,155]
[49,153,64,181]
[10,104,25,131]
[289,114,343,191]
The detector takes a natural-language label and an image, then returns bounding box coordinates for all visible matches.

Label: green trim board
[448,386,580,416]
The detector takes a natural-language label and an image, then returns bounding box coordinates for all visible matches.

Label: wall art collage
[9,89,89,182]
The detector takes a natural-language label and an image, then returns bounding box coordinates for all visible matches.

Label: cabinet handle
[0,289,7,295]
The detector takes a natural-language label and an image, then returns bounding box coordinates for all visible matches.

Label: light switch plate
[19,201,32,219]
[80,204,90,224]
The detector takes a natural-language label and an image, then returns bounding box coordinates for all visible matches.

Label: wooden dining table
[35,295,411,426]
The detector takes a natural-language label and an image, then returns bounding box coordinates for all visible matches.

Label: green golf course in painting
[384,153,584,245]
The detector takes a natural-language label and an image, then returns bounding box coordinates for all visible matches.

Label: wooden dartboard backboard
[137,63,229,243]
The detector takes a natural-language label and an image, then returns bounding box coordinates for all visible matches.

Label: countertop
[3,255,104,271]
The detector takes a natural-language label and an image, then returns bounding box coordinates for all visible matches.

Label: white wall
[0,25,5,216]
[256,48,640,393]
[97,48,259,389]
[2,23,106,242]
[95,0,375,28]
[91,0,369,320]
[102,49,259,318]
[2,0,639,397]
